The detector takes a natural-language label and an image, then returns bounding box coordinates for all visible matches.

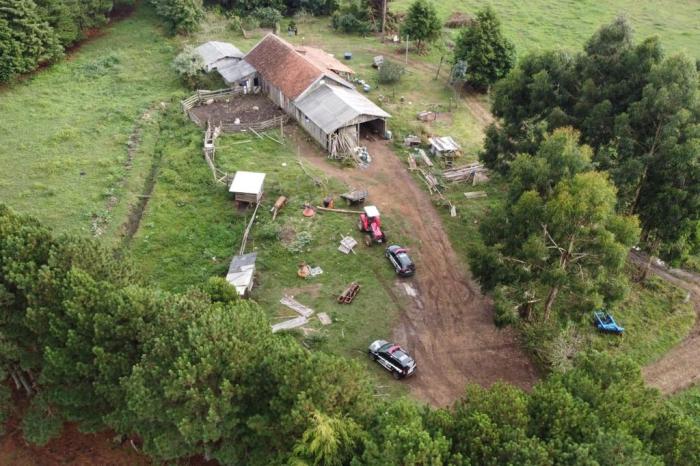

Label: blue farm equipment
[593,310,624,334]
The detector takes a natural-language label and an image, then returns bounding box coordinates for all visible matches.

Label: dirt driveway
[634,252,700,394]
[292,131,538,406]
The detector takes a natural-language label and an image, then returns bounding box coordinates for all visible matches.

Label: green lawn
[394,0,700,58]
[0,6,180,240]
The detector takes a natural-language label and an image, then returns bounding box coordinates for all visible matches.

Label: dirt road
[292,131,538,406]
[634,252,700,394]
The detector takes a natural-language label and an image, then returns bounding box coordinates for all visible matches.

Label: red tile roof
[245,34,325,100]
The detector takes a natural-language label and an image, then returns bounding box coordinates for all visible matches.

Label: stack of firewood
[443,163,488,184]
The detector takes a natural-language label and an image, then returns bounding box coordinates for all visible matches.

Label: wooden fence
[181,88,244,113]
[220,114,289,133]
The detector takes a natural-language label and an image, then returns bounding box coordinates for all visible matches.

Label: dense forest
[1,204,699,464]
[0,0,138,82]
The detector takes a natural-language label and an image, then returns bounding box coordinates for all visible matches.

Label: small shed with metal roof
[229,171,266,204]
[226,252,257,296]
[195,41,244,72]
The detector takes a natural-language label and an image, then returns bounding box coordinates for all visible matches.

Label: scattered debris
[407,153,418,170]
[309,266,323,277]
[338,282,361,304]
[338,236,358,254]
[417,111,437,122]
[443,163,487,183]
[323,195,335,208]
[272,315,308,333]
[463,191,488,199]
[317,312,332,325]
[418,169,441,194]
[280,295,315,317]
[271,196,287,220]
[298,262,311,278]
[353,146,372,168]
[302,204,316,217]
[373,55,384,68]
[340,189,368,205]
[414,148,433,167]
[404,134,421,147]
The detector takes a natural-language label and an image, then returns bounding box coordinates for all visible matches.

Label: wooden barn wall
[296,110,329,148]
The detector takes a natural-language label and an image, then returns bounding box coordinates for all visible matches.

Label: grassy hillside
[0,7,180,239]
[394,0,700,58]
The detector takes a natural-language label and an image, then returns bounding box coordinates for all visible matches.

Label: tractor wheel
[364,235,373,247]
[357,220,364,232]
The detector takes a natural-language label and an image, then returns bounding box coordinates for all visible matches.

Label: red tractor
[358,205,386,246]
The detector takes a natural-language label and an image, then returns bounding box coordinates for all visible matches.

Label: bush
[172,45,204,88]
[252,7,282,28]
[378,60,405,84]
[150,0,205,34]
[331,12,370,34]
[241,15,261,31]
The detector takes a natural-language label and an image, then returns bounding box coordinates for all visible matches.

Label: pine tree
[454,6,515,91]
[401,0,441,50]
[0,0,62,82]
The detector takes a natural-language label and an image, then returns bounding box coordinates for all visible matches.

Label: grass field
[394,0,700,58]
[0,7,180,239]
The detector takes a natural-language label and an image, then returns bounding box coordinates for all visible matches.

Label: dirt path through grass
[292,130,538,406]
[635,252,700,394]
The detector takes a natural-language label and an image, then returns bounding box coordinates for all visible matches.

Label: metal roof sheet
[429,136,461,152]
[195,41,244,71]
[295,83,390,133]
[229,171,266,194]
[228,252,257,274]
[294,46,355,75]
[218,59,257,85]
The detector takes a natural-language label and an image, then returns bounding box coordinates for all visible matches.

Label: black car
[368,339,417,379]
[385,245,416,277]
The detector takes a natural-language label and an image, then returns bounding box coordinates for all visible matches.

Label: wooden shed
[226,252,257,297]
[229,171,266,204]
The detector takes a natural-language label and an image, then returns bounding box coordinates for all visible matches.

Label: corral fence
[181,88,289,132]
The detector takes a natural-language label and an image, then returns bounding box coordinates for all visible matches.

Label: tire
[357,220,364,232]
[364,235,373,247]
[368,352,377,360]
[392,370,401,380]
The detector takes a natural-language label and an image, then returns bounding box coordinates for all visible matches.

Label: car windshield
[393,350,413,365]
[397,253,412,268]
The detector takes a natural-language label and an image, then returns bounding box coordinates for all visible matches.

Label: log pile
[443,163,488,184]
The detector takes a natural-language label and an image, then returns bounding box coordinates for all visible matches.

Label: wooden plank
[463,191,488,199]
[316,206,364,214]
[280,296,315,317]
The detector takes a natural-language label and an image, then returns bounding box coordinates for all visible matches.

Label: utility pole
[405,35,409,65]
[381,0,387,41]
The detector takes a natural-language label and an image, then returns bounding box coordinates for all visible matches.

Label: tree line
[0,0,136,83]
[2,203,699,464]
[466,17,699,364]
